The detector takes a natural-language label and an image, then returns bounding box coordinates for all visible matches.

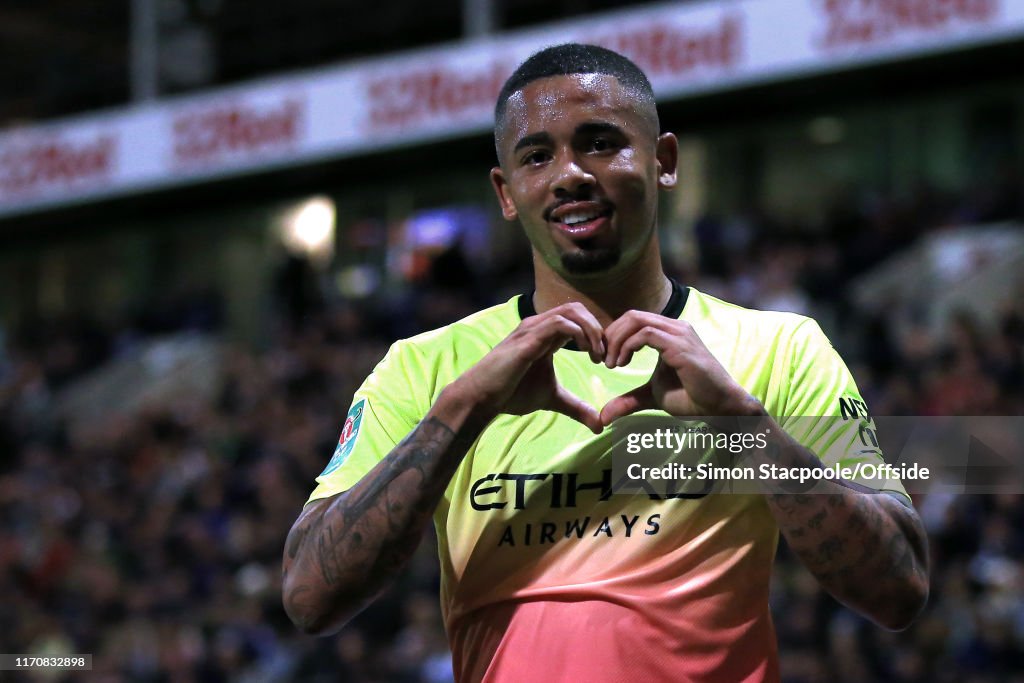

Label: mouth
[548,202,613,240]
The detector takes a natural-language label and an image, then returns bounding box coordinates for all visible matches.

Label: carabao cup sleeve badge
[320,399,366,476]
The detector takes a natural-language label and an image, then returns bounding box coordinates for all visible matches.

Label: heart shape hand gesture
[453,303,764,434]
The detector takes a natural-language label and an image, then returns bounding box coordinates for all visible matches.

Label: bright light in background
[280,196,336,265]
[291,197,334,250]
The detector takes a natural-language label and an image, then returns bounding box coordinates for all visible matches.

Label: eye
[589,137,619,153]
[520,149,550,166]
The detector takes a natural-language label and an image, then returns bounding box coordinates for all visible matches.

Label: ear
[655,132,679,190]
[490,166,519,221]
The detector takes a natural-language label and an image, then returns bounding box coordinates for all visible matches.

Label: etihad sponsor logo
[817,0,999,49]
[472,468,708,547]
[0,134,116,197]
[497,513,662,547]
[172,97,304,165]
[470,468,710,513]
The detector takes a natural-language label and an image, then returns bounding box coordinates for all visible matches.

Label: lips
[548,201,613,239]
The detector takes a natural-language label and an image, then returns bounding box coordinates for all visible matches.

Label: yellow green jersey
[307,284,906,683]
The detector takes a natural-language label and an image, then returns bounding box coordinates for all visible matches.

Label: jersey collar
[517,278,689,326]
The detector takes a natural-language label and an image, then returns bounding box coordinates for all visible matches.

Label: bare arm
[282,303,606,634]
[751,416,929,630]
[282,392,486,634]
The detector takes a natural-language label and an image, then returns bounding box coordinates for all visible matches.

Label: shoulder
[684,287,821,346]
[354,297,522,411]
[684,290,854,417]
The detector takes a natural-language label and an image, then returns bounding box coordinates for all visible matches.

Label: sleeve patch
[320,399,366,476]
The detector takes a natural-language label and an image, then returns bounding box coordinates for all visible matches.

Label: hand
[452,302,605,434]
[599,311,763,426]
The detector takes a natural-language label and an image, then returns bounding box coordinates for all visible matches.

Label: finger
[600,382,655,426]
[550,303,605,364]
[615,327,678,368]
[534,315,590,358]
[604,312,663,367]
[548,384,603,434]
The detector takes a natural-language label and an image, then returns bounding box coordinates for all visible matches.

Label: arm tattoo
[283,415,480,632]
[756,427,930,629]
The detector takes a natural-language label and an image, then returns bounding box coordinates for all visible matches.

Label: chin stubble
[560,246,621,274]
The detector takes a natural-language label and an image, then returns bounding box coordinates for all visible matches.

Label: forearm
[751,417,930,629]
[282,385,488,634]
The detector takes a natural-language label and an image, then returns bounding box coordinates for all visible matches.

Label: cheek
[605,157,652,205]
[510,172,551,213]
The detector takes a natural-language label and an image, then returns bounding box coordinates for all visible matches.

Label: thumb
[548,384,603,435]
[600,382,655,426]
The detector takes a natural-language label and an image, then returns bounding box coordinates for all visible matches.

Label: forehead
[499,73,643,144]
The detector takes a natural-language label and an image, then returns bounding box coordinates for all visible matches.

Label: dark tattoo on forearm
[283,415,480,632]
[757,431,929,627]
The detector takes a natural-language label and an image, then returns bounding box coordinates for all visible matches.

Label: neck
[532,240,672,327]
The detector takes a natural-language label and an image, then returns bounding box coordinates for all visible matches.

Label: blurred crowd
[1,186,1022,682]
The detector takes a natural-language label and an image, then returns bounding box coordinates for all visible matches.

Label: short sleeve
[778,319,909,501]
[306,341,430,503]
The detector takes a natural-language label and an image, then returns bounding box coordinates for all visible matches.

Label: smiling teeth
[562,212,601,225]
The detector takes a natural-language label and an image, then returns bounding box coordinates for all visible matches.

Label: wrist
[706,395,768,434]
[434,381,498,433]
[730,394,768,418]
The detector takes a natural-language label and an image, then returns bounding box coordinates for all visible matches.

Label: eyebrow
[512,121,627,154]
[513,132,553,154]
[575,121,625,138]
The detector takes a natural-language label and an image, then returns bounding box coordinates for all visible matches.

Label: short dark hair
[494,43,659,151]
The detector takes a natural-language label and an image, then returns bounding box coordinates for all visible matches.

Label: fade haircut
[494,43,659,154]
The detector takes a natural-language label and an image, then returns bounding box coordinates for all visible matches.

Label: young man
[283,44,929,682]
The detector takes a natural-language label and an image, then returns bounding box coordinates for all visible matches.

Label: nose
[550,151,595,196]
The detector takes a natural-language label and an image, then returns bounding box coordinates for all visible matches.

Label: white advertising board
[1,0,1019,218]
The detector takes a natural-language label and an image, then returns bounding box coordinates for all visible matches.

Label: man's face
[491,73,677,279]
